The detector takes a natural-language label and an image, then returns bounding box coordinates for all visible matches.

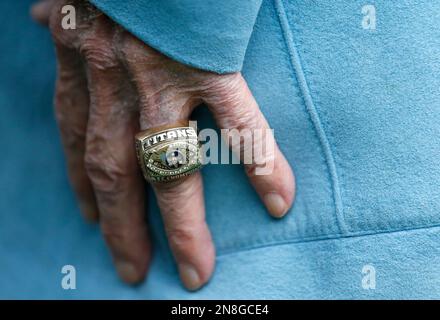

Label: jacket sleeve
[89,0,263,74]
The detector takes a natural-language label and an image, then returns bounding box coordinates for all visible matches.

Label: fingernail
[264,193,287,218]
[115,261,140,284]
[179,263,202,291]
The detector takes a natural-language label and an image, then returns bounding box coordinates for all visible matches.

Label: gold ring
[135,123,203,183]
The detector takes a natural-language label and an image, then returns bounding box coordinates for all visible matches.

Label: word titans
[144,127,197,148]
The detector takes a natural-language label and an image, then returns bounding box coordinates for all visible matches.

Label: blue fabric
[89,0,263,74]
[1,0,440,299]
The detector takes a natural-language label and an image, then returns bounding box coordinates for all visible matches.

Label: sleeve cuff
[89,0,262,74]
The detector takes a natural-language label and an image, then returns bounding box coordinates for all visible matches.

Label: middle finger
[81,16,151,284]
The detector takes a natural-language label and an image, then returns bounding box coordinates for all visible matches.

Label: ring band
[135,124,203,183]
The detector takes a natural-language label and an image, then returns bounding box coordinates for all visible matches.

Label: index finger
[202,73,296,218]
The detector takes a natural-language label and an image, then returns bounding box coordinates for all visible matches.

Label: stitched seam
[273,0,348,234]
[217,222,440,256]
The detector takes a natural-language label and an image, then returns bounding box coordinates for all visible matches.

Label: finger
[140,118,215,291]
[82,19,151,284]
[30,0,54,26]
[121,36,215,290]
[54,43,99,222]
[155,172,214,291]
[203,73,295,218]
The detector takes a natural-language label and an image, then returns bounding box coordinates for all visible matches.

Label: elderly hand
[31,0,295,290]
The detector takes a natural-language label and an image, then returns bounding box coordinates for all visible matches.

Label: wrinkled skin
[31,0,295,290]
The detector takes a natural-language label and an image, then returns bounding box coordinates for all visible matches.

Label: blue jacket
[1,0,440,298]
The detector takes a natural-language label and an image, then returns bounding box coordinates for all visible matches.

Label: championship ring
[135,125,203,183]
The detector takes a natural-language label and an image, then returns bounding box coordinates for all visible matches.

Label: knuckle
[203,73,261,130]
[101,220,132,245]
[222,107,259,131]
[204,72,243,99]
[84,149,127,195]
[167,225,198,253]
[80,37,118,70]
[118,31,163,66]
